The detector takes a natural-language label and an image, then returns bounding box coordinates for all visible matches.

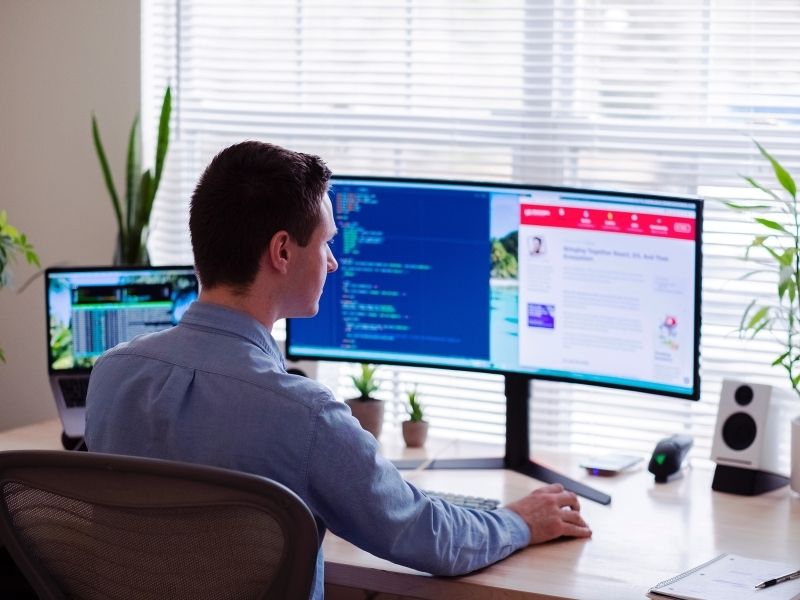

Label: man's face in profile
[285,194,339,318]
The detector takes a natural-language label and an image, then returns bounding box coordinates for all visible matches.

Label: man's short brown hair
[189,141,332,290]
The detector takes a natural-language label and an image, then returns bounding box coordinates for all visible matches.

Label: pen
[755,569,800,589]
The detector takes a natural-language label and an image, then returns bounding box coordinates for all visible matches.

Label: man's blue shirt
[85,301,530,599]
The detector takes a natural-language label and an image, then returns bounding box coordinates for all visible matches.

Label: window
[142,0,800,469]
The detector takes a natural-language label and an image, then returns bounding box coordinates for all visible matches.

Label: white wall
[0,0,140,430]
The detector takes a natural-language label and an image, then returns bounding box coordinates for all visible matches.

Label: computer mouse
[648,434,693,483]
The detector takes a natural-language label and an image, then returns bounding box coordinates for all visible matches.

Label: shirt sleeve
[304,399,531,576]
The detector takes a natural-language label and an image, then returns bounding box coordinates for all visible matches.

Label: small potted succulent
[402,385,428,448]
[345,363,384,439]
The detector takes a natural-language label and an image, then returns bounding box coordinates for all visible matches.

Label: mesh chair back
[0,450,319,600]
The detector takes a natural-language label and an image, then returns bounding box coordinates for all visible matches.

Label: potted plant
[726,141,800,491]
[345,363,384,439]
[0,210,40,362]
[91,86,172,265]
[402,385,428,448]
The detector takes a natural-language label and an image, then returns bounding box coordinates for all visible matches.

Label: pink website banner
[520,204,696,241]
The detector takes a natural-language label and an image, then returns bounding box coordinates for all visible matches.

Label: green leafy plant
[351,363,380,399]
[92,86,172,265]
[726,141,800,398]
[405,385,425,422]
[0,210,40,362]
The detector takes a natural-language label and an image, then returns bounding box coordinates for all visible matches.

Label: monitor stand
[394,374,611,505]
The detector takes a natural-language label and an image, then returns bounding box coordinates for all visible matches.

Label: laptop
[45,265,199,439]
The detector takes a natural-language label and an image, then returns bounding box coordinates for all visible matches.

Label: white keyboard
[422,490,500,510]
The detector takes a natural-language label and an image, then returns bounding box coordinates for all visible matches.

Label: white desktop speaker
[277,339,319,380]
[710,379,789,494]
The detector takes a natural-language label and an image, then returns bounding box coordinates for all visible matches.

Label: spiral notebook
[649,554,800,600]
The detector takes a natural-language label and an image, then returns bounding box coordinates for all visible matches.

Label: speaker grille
[721,412,757,451]
[734,385,754,406]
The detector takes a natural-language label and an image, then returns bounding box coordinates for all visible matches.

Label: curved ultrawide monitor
[287,177,702,400]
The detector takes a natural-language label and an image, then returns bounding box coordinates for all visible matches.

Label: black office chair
[0,450,319,600]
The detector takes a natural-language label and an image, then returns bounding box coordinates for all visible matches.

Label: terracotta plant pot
[402,420,429,448]
[345,397,384,439]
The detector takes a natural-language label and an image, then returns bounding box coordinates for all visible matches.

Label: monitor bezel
[286,176,703,401]
[44,264,198,375]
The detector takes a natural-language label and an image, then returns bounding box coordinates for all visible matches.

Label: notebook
[649,553,800,600]
[45,266,199,439]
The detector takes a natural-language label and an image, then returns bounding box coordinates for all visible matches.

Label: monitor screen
[287,177,702,399]
[45,266,199,373]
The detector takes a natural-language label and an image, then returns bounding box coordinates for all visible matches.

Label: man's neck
[198,285,278,331]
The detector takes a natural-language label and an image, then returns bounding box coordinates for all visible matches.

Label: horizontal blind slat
[142,0,798,472]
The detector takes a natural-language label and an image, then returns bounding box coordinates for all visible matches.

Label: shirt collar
[179,301,285,367]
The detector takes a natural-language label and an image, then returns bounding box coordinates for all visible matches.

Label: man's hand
[504,483,592,544]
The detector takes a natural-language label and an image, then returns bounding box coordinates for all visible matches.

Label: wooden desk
[2,422,797,599]
[0,419,62,451]
[324,441,800,600]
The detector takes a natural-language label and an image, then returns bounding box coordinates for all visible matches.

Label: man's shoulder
[264,371,339,411]
[91,326,341,413]
[94,327,181,366]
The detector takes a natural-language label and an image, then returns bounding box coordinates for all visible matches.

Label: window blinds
[142,0,800,469]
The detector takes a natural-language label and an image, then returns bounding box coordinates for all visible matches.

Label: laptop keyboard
[58,377,90,407]
[422,490,501,511]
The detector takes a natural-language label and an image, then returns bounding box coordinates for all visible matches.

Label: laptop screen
[45,266,199,374]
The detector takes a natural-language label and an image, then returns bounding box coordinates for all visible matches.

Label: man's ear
[267,230,292,274]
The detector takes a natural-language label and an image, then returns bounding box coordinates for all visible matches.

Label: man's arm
[304,400,589,577]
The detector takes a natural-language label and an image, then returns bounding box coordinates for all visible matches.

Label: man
[86,141,591,599]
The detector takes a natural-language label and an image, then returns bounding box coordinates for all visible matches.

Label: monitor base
[393,374,611,505]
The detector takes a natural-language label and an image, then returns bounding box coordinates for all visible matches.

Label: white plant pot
[791,415,800,494]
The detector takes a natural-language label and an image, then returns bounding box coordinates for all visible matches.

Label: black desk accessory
[61,432,87,452]
[648,434,693,483]
[711,465,788,495]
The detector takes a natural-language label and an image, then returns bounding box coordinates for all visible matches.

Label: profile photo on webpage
[528,235,546,256]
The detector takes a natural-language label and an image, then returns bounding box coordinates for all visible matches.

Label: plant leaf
[739,299,757,333]
[755,218,790,235]
[761,244,787,265]
[152,86,172,195]
[724,197,774,210]
[750,316,773,337]
[746,305,770,331]
[24,248,40,269]
[779,247,797,266]
[92,113,125,247]
[773,351,790,366]
[756,141,797,198]
[137,170,154,234]
[125,115,141,236]
[744,235,771,260]
[779,278,789,300]
[124,170,154,264]
[741,175,784,203]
